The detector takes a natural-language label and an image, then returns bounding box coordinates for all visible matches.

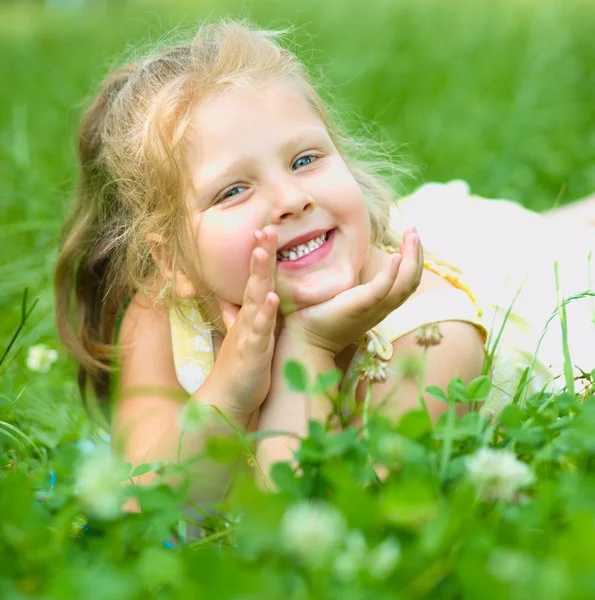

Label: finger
[382,231,424,304]
[243,230,275,318]
[336,246,413,317]
[251,291,279,340]
[262,226,278,284]
[244,238,268,305]
[366,253,403,304]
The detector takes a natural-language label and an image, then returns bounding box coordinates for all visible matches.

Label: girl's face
[187,82,371,311]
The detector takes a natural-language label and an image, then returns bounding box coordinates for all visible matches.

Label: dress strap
[169,302,215,394]
[375,241,483,318]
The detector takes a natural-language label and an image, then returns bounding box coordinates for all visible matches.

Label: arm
[112,294,255,514]
[255,333,338,478]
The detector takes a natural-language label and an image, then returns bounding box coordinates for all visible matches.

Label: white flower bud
[281,500,347,568]
[26,344,58,373]
[76,452,129,520]
[466,447,535,502]
[366,537,401,580]
[333,529,368,581]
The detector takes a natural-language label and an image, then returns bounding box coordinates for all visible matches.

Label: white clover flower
[355,354,390,383]
[486,548,535,584]
[366,537,402,580]
[333,529,368,582]
[76,451,129,520]
[465,447,536,502]
[414,324,444,349]
[26,344,58,373]
[281,500,347,568]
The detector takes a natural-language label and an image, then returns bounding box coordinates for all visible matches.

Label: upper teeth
[277,232,328,261]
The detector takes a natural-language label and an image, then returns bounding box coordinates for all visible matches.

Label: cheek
[195,213,257,301]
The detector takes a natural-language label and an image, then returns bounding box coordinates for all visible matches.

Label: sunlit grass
[0,0,594,448]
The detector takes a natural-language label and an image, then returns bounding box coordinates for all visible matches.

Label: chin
[279,267,357,311]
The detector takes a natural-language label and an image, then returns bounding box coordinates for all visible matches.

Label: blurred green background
[0,0,594,431]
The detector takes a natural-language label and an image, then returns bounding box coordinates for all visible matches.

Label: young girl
[55,20,595,510]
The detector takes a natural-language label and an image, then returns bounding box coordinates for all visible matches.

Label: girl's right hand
[211,227,280,417]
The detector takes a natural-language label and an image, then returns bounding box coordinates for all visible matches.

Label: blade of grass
[0,289,39,368]
[0,420,46,464]
[554,262,575,397]
[523,290,595,405]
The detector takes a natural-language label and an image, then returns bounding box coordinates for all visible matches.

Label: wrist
[191,375,253,431]
[276,328,337,362]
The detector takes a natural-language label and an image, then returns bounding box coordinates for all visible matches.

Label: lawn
[1,0,595,597]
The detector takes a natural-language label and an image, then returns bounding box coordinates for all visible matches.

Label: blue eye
[220,186,246,201]
[292,155,317,170]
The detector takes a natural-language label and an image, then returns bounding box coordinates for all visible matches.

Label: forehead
[189,82,327,166]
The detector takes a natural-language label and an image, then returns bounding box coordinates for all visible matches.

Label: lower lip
[277,229,336,271]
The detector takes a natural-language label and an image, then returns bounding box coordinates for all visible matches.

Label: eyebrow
[196,127,328,198]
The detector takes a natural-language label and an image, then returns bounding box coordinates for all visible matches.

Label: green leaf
[284,360,308,392]
[138,547,183,589]
[512,367,531,403]
[426,385,449,403]
[311,367,342,394]
[324,428,359,458]
[399,409,433,440]
[556,392,579,416]
[447,377,469,403]
[204,436,242,462]
[499,404,524,429]
[457,411,486,436]
[297,437,323,462]
[131,463,152,478]
[467,376,491,401]
[382,477,438,528]
[308,419,326,444]
[270,462,300,495]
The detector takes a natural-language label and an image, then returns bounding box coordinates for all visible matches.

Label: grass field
[1,0,594,440]
[3,3,595,595]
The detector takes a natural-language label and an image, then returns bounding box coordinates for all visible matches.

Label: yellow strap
[371,287,488,350]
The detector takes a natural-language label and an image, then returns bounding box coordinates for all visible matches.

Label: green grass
[3,3,595,594]
[1,0,594,442]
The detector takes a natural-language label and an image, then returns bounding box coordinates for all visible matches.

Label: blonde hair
[55,18,405,403]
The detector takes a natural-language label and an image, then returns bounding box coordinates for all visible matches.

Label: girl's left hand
[278,228,424,357]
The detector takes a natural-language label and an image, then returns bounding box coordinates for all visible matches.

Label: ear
[148,233,198,299]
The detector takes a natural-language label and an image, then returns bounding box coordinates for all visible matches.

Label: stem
[363,381,372,441]
[417,348,431,418]
[186,527,233,549]
[439,401,456,481]
[0,288,38,368]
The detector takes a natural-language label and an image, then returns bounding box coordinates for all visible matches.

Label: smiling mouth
[275,228,336,270]
[276,230,331,262]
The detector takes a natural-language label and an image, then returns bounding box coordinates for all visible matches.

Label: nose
[269,178,315,223]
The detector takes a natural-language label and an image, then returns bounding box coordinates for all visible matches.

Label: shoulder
[397,268,486,407]
[358,320,485,423]
[390,263,486,378]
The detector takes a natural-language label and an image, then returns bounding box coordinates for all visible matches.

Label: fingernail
[412,226,418,234]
